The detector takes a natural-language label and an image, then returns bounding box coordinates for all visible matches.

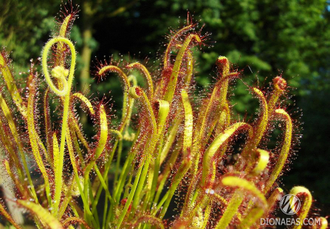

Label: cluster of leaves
[0,4,328,229]
[134,0,330,216]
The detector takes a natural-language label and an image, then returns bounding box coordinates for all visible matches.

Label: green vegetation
[0,1,329,228]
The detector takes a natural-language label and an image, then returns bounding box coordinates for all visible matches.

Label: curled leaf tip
[216,56,230,75]
[129,86,143,99]
[42,37,76,97]
[126,62,154,99]
[289,186,312,229]
[263,108,292,194]
[273,76,287,91]
[252,149,270,175]
[51,66,69,79]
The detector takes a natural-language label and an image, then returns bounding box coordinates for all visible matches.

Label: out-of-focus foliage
[0,0,59,73]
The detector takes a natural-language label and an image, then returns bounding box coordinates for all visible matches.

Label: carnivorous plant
[0,3,327,229]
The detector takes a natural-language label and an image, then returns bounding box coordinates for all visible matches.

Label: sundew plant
[0,3,328,229]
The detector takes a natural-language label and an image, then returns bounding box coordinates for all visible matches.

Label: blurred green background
[1,0,330,217]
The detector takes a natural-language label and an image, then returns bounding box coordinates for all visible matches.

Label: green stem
[42,37,76,216]
[116,160,145,228]
[132,158,151,209]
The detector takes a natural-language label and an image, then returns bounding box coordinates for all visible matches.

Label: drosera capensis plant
[0,2,328,229]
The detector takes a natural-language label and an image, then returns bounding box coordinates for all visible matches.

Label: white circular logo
[279,194,301,215]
